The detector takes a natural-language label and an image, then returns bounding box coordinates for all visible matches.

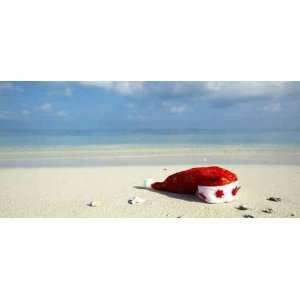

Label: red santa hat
[144,166,240,204]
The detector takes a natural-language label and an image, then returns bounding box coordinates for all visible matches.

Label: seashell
[128,196,146,205]
[262,208,273,214]
[236,205,248,211]
[88,201,98,207]
[243,214,255,218]
[267,197,281,202]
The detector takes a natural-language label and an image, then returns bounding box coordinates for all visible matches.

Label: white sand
[0,164,299,217]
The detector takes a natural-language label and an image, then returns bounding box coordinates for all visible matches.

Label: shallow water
[1,128,300,149]
[0,128,299,167]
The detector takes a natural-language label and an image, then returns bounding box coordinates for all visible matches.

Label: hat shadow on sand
[133,186,205,204]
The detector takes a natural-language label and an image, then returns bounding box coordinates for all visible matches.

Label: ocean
[0,129,299,167]
[1,128,300,150]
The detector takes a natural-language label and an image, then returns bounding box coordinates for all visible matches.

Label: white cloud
[0,83,15,91]
[0,111,10,119]
[21,109,31,116]
[64,87,72,97]
[47,86,72,97]
[33,103,67,117]
[36,103,52,111]
[263,102,281,112]
[170,105,186,113]
[56,110,66,117]
[0,110,16,119]
[204,82,287,98]
[0,82,23,94]
[79,81,294,101]
[80,81,144,95]
[78,81,300,113]
[162,101,186,113]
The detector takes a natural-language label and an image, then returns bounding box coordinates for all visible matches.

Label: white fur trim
[196,181,240,204]
[144,178,155,189]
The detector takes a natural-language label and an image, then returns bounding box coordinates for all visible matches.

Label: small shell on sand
[267,197,282,202]
[128,196,146,205]
[243,214,255,218]
[236,205,248,211]
[262,208,273,214]
[88,201,98,207]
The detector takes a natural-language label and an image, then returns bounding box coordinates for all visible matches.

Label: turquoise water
[0,129,300,167]
[0,129,300,150]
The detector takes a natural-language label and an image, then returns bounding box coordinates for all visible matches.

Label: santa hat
[144,166,240,204]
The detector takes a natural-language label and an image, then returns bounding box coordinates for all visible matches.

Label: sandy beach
[1,164,299,217]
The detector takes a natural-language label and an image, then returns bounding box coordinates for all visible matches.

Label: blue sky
[0,81,300,130]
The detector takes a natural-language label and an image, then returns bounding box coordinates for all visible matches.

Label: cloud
[19,107,66,119]
[0,83,15,91]
[0,111,11,119]
[204,81,287,98]
[80,81,144,95]
[64,87,72,97]
[47,86,72,97]
[79,81,299,109]
[36,103,52,111]
[162,101,187,113]
[0,110,18,119]
[80,81,289,98]
[33,103,67,118]
[21,109,31,116]
[56,110,66,117]
[263,102,281,112]
[0,82,23,94]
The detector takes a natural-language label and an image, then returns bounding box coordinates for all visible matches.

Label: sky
[0,81,300,130]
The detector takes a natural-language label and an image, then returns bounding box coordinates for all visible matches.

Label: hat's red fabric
[151,166,238,194]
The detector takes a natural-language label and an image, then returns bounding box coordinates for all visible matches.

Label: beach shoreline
[1,145,300,167]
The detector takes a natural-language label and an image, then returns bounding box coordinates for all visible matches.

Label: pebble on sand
[262,208,273,214]
[267,197,282,202]
[128,196,146,205]
[243,214,255,218]
[236,205,249,211]
[87,201,98,207]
